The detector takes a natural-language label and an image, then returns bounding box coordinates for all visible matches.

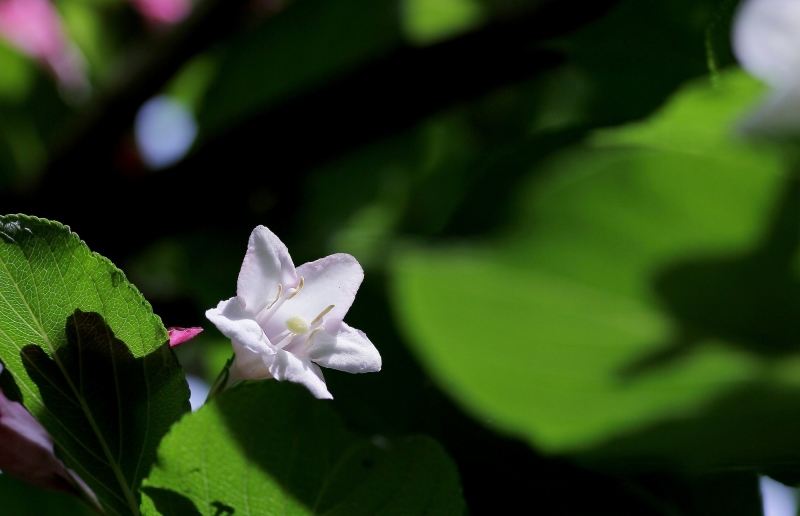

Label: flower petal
[205,297,275,355]
[733,0,800,87]
[309,320,381,374]
[230,340,273,382]
[263,254,363,337]
[265,349,332,399]
[237,226,298,315]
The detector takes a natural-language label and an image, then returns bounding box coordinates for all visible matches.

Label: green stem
[205,353,235,404]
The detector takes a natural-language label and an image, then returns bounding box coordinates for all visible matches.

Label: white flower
[206,226,381,399]
[733,0,800,134]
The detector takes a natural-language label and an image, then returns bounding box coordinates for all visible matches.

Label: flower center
[285,315,310,335]
[256,279,337,350]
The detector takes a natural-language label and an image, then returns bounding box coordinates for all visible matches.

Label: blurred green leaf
[0,215,189,516]
[0,474,96,515]
[141,381,465,516]
[401,0,485,45]
[0,41,35,104]
[390,69,800,472]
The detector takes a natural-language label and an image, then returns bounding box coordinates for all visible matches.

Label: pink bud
[168,326,203,347]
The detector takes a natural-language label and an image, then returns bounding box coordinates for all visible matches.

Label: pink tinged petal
[167,326,203,347]
[309,320,381,374]
[129,0,191,25]
[0,387,79,494]
[205,297,275,356]
[237,226,298,315]
[265,349,333,399]
[229,340,274,383]
[263,254,363,338]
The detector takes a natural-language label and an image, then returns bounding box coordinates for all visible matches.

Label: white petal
[265,349,333,399]
[229,340,274,382]
[309,320,381,373]
[237,226,298,314]
[263,254,363,337]
[733,0,800,87]
[205,297,275,356]
[739,86,800,135]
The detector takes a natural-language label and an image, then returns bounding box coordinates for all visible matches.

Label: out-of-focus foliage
[391,70,800,474]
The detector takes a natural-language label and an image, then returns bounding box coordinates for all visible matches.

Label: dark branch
[8,0,616,261]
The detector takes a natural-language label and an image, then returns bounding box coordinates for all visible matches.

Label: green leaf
[0,215,189,516]
[141,382,465,516]
[390,69,800,472]
[0,474,96,516]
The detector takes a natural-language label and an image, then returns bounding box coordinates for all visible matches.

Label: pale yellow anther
[266,284,283,309]
[287,277,305,299]
[311,305,334,326]
[285,315,310,335]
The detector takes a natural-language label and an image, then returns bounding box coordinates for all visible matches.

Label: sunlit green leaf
[0,215,189,516]
[142,382,465,516]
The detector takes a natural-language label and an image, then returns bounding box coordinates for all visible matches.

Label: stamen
[304,327,325,345]
[266,284,283,309]
[271,329,291,342]
[311,305,334,326]
[287,277,304,299]
[274,332,295,349]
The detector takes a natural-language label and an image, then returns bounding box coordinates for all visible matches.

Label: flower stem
[205,353,235,403]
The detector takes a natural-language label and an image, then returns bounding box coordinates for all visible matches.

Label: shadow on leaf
[141,487,202,516]
[580,381,800,481]
[20,309,189,512]
[620,171,800,378]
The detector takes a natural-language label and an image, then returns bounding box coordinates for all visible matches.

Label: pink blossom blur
[129,0,191,25]
[0,0,86,90]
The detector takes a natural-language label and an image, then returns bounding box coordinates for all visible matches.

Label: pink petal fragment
[129,0,191,25]
[167,326,203,347]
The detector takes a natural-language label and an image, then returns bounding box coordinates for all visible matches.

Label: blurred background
[3,0,800,514]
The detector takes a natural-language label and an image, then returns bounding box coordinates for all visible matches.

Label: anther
[311,305,334,326]
[266,284,283,309]
[287,277,304,299]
